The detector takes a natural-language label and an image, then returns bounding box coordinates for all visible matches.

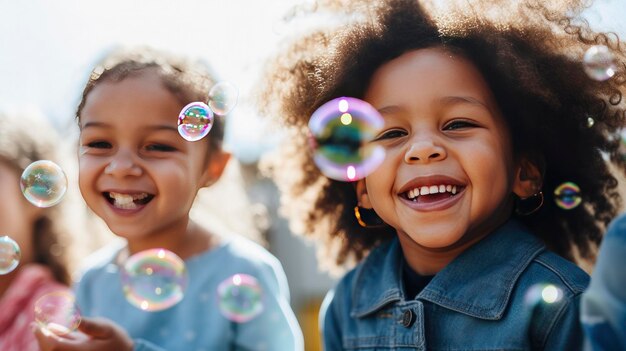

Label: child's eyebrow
[375,95,490,115]
[81,121,111,130]
[81,122,178,133]
[439,95,489,109]
[145,125,179,133]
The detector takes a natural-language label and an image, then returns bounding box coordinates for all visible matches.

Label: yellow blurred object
[300,297,324,351]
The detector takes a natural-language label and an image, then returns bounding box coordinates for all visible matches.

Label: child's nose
[404,139,447,164]
[104,150,142,177]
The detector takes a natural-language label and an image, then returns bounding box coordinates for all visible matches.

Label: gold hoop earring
[354,206,386,228]
[515,191,544,216]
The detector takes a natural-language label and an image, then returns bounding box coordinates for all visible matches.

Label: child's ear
[355,179,373,209]
[201,150,231,187]
[512,156,543,198]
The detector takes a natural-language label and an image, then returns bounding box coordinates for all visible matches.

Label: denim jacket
[321,220,589,350]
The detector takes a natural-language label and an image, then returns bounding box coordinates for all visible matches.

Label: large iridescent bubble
[0,236,21,275]
[34,291,81,335]
[217,274,264,323]
[121,249,188,312]
[308,97,385,181]
[208,82,238,116]
[583,45,617,81]
[554,182,582,210]
[20,160,67,208]
[178,102,214,142]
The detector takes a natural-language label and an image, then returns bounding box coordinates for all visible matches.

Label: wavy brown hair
[259,0,626,272]
[76,46,226,154]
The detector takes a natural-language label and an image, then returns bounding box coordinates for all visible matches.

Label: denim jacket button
[401,309,415,328]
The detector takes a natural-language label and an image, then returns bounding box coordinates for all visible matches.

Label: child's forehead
[365,48,497,107]
[81,75,183,124]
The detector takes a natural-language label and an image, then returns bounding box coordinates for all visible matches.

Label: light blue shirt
[581,212,626,350]
[75,236,303,351]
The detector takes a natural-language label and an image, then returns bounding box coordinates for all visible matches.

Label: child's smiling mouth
[104,191,155,210]
[404,184,458,200]
[397,176,466,210]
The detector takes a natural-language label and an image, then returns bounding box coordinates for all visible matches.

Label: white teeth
[108,192,149,209]
[405,184,460,200]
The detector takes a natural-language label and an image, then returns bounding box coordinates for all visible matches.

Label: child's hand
[32,317,134,351]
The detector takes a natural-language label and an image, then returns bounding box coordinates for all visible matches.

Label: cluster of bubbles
[554,182,582,210]
[178,82,238,141]
[583,45,617,82]
[20,160,68,208]
[120,249,188,312]
[33,291,82,335]
[217,274,264,323]
[0,236,21,275]
[4,160,68,276]
[574,44,618,211]
[308,97,385,182]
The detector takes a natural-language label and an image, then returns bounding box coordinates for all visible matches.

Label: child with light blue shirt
[581,212,626,350]
[34,47,303,351]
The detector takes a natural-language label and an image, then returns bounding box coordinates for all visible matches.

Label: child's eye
[145,144,177,152]
[86,141,112,149]
[374,129,407,141]
[443,120,477,130]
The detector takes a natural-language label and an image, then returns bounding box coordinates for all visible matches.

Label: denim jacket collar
[352,219,546,320]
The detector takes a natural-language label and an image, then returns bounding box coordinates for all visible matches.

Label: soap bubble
[554,182,582,210]
[308,97,385,181]
[20,160,67,208]
[121,249,188,312]
[178,102,214,142]
[34,291,81,336]
[0,236,20,275]
[583,45,616,81]
[524,283,564,307]
[208,82,238,116]
[217,274,264,323]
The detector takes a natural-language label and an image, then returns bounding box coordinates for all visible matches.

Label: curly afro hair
[258,0,626,273]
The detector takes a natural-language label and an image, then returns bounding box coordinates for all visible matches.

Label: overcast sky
[0,0,624,163]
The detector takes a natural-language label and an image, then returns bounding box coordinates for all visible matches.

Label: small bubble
[121,249,188,312]
[554,182,582,210]
[586,117,595,128]
[208,82,238,116]
[34,291,81,335]
[217,274,264,323]
[178,102,214,142]
[583,45,617,81]
[0,236,21,275]
[524,283,564,307]
[20,160,67,208]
